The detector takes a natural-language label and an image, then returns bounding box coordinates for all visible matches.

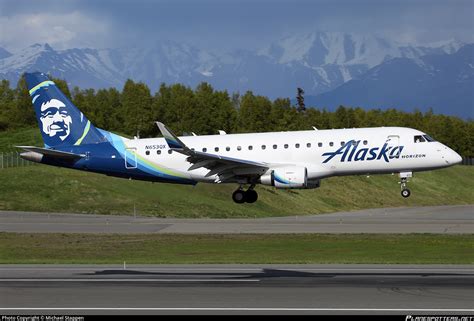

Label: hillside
[0,127,43,152]
[0,164,472,218]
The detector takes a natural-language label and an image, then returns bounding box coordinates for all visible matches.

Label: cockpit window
[414,135,426,143]
[423,135,436,142]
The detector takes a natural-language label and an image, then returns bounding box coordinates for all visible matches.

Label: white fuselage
[124,126,462,184]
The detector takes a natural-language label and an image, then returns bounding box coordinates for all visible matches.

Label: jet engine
[259,166,320,189]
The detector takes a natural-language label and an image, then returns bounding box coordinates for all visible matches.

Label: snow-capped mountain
[0,32,471,117]
[256,32,465,95]
[0,43,122,88]
[0,41,218,89]
[0,47,11,60]
[261,32,463,66]
[306,44,474,118]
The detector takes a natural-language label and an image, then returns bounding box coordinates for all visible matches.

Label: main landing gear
[232,185,258,204]
[399,172,412,198]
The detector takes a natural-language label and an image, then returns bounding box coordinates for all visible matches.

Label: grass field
[0,127,43,152]
[1,233,472,264]
[0,164,472,217]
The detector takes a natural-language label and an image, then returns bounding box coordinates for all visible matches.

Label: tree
[238,91,272,132]
[94,88,122,131]
[153,83,196,135]
[270,98,303,131]
[0,80,16,130]
[296,87,306,112]
[13,75,36,127]
[121,79,153,137]
[332,106,356,129]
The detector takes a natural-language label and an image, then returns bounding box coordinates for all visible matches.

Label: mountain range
[0,31,472,118]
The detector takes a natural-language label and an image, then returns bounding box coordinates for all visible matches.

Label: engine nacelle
[260,166,320,189]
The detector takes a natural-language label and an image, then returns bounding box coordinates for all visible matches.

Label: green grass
[0,164,472,217]
[0,127,43,152]
[0,233,472,264]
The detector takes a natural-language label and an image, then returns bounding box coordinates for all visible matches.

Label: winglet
[156,122,191,152]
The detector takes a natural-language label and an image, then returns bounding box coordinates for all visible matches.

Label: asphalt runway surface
[1,205,473,234]
[1,265,473,315]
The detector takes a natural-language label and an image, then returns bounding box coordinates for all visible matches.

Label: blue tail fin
[25,72,105,148]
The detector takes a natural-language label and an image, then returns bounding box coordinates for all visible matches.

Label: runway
[1,205,473,234]
[1,265,473,315]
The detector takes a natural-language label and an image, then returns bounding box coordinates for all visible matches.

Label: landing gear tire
[401,189,411,198]
[399,174,412,198]
[232,190,247,204]
[245,189,258,203]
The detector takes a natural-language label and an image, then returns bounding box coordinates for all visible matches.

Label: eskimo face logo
[39,99,72,141]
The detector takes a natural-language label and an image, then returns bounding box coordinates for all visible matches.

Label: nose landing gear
[232,185,258,204]
[401,184,411,198]
[399,172,412,198]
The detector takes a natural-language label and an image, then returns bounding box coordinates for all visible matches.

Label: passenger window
[226,147,230,151]
[329,142,334,147]
[146,150,150,155]
[340,141,345,146]
[295,143,300,148]
[168,150,172,154]
[202,148,207,152]
[237,146,242,151]
[157,150,161,155]
[215,147,219,152]
[363,140,368,145]
[261,145,266,150]
[248,146,253,150]
[414,135,425,143]
[318,142,322,147]
[307,143,311,148]
[273,144,277,149]
[284,144,289,149]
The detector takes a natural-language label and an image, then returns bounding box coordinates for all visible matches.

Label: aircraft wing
[16,146,85,159]
[156,122,269,182]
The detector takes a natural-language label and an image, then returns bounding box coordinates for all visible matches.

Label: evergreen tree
[0,80,15,130]
[13,75,36,127]
[94,88,122,131]
[121,79,153,137]
[296,87,306,112]
[238,91,272,133]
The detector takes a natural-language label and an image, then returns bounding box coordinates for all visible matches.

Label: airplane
[18,72,463,204]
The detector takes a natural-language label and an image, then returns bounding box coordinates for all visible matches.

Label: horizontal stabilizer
[16,146,85,159]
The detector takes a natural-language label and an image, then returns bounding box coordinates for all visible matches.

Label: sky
[0,0,473,52]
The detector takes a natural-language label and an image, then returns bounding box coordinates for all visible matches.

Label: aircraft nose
[447,149,462,165]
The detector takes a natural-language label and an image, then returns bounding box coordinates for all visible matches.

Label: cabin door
[125,147,137,169]
[386,135,401,159]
